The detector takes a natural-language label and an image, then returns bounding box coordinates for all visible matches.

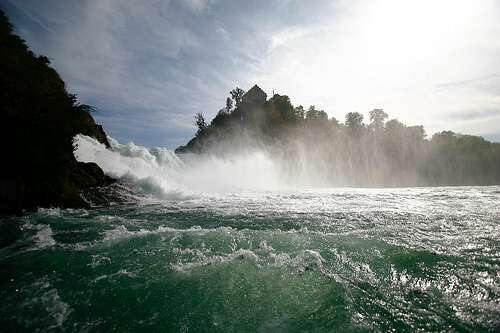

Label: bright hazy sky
[2,0,500,147]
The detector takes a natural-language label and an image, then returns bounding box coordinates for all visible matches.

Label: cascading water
[73,134,283,198]
[0,135,499,332]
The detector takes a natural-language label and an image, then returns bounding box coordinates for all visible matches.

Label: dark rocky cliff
[0,11,113,215]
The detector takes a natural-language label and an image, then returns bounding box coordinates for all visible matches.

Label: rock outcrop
[0,11,113,215]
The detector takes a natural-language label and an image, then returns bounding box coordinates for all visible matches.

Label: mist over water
[0,135,498,332]
[72,133,390,196]
[74,134,286,198]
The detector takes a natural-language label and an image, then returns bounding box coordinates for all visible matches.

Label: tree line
[179,87,500,186]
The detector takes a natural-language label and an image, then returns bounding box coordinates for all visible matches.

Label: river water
[1,136,499,332]
[1,186,499,332]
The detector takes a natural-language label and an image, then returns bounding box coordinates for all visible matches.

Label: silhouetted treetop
[176,84,500,186]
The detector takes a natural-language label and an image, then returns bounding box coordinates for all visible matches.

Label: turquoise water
[1,187,499,332]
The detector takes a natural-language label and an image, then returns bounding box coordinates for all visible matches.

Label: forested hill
[0,11,113,214]
[176,85,500,187]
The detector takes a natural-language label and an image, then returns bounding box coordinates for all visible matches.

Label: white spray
[73,135,283,199]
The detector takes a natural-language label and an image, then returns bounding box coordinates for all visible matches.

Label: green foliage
[306,106,328,122]
[270,95,297,122]
[345,112,365,138]
[194,112,207,135]
[294,105,305,120]
[230,87,245,107]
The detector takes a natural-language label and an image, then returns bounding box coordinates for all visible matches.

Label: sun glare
[259,0,498,133]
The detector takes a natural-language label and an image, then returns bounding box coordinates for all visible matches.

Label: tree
[330,117,340,127]
[194,112,207,135]
[368,108,388,133]
[225,97,233,114]
[384,119,405,137]
[306,105,317,119]
[294,105,305,120]
[306,106,328,121]
[271,95,296,122]
[345,112,364,136]
[176,82,500,187]
[230,87,245,107]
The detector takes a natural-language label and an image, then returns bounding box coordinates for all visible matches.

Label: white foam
[73,134,282,200]
[102,225,231,242]
[33,224,56,248]
[88,255,112,268]
[26,279,70,328]
[41,288,70,328]
[171,248,259,272]
[37,208,62,217]
[170,242,336,279]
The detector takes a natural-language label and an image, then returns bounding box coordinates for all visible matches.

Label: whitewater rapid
[0,135,478,332]
[2,186,499,332]
[73,134,283,198]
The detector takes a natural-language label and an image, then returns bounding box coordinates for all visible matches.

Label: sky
[2,0,500,147]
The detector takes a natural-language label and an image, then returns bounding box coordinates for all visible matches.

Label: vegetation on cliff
[177,85,500,187]
[0,11,112,214]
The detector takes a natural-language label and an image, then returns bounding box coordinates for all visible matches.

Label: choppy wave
[7,279,70,330]
[1,187,499,331]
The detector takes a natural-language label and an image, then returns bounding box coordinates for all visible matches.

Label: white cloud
[183,0,210,11]
[256,0,500,138]
[4,0,500,146]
